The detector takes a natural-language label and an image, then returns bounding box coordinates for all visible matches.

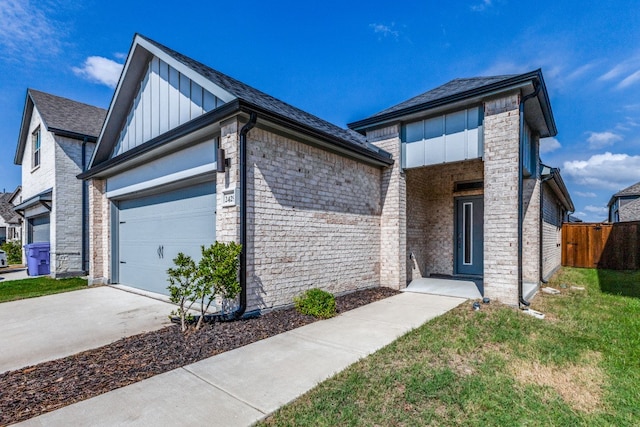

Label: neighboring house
[608,181,640,222]
[13,90,106,276]
[0,187,23,244]
[540,165,574,280]
[82,34,570,311]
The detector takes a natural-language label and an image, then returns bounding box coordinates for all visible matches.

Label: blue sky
[1,0,639,221]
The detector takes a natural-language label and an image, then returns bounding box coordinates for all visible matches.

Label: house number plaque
[222,188,239,207]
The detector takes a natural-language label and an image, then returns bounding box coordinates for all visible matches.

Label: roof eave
[542,165,574,212]
[14,91,39,165]
[348,70,556,136]
[236,100,393,167]
[81,98,393,180]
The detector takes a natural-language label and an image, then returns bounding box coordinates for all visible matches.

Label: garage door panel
[117,182,216,295]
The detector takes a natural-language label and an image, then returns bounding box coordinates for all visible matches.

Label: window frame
[32,127,41,170]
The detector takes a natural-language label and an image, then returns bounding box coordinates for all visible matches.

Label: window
[32,127,41,168]
[521,122,537,177]
[402,106,483,169]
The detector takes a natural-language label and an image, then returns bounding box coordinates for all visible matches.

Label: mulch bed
[0,287,399,426]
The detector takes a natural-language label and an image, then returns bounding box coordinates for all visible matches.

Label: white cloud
[598,53,640,89]
[586,131,622,149]
[575,191,597,198]
[599,63,626,81]
[584,205,608,215]
[369,23,399,40]
[563,152,640,190]
[471,0,492,12]
[73,56,124,88]
[0,0,64,61]
[566,62,597,81]
[615,116,640,132]
[540,137,561,154]
[618,69,640,89]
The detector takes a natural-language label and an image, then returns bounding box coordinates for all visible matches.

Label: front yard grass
[261,268,640,426]
[0,276,88,303]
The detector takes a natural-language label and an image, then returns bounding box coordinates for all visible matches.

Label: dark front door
[455,196,483,276]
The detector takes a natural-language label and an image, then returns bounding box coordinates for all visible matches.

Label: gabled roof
[370,75,517,118]
[348,69,556,138]
[613,181,640,198]
[14,90,107,165]
[0,193,20,224]
[88,34,391,174]
[541,164,574,212]
[607,181,640,207]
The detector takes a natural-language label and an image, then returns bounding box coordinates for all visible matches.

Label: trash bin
[24,242,50,276]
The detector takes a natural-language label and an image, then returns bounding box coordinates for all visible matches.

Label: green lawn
[0,276,88,303]
[261,268,640,426]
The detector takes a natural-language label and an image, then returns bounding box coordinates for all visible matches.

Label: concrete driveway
[0,286,174,373]
[0,267,30,281]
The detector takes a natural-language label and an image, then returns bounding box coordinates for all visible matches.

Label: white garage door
[117,181,216,295]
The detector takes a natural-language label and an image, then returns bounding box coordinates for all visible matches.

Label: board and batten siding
[402,106,483,169]
[113,57,224,157]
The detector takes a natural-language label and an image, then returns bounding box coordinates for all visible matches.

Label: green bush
[1,241,23,264]
[294,288,336,319]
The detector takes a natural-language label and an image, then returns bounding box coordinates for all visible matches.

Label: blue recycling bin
[24,242,50,276]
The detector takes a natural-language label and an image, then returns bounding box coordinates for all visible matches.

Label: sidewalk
[15,292,466,427]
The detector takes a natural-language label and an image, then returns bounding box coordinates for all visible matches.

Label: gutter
[518,82,541,308]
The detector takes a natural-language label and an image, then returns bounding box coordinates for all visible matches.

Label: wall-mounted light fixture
[217,148,231,173]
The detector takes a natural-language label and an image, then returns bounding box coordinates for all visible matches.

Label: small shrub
[195,241,242,329]
[1,241,22,264]
[166,253,198,332]
[294,288,336,319]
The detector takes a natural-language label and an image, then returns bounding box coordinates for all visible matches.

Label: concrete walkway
[404,277,482,299]
[15,292,466,427]
[0,286,173,373]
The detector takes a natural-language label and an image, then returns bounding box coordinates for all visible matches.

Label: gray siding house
[83,34,571,312]
[14,90,106,276]
[608,182,640,222]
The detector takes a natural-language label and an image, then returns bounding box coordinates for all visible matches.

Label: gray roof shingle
[139,35,369,149]
[369,75,518,118]
[614,181,640,198]
[0,193,20,224]
[29,89,107,137]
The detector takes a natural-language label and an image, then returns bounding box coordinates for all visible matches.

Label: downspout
[81,137,88,274]
[234,112,258,319]
[518,82,541,308]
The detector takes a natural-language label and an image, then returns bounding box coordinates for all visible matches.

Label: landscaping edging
[0,287,399,425]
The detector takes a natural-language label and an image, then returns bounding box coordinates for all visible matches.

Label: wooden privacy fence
[562,221,640,270]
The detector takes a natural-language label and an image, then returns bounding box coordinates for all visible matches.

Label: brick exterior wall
[522,177,541,283]
[217,118,241,244]
[88,178,110,285]
[482,93,522,305]
[368,125,407,289]
[405,159,484,280]
[542,183,563,280]
[244,127,382,310]
[52,136,95,277]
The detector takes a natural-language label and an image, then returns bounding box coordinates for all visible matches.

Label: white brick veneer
[368,125,407,290]
[244,127,382,310]
[405,159,484,280]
